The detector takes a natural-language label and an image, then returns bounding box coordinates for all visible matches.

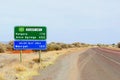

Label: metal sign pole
[39,50,41,63]
[20,50,22,63]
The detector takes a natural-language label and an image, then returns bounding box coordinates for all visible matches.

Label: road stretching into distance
[33,48,120,80]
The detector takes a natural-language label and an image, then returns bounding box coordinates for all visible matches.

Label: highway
[33,48,120,80]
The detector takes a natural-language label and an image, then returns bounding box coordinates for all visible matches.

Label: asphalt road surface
[33,48,120,80]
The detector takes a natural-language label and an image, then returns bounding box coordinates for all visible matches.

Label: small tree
[112,43,116,47]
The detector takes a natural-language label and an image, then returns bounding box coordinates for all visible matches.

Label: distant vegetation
[0,41,91,53]
[96,44,109,47]
[47,42,90,51]
[1,41,119,53]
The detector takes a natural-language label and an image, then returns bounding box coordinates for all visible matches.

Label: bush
[117,42,120,48]
[47,43,62,51]
[61,43,69,49]
[32,58,40,63]
[47,42,91,51]
[54,45,62,50]
[67,44,75,48]
[72,42,81,47]
[0,43,6,53]
[111,43,116,47]
[6,41,14,50]
[47,44,55,51]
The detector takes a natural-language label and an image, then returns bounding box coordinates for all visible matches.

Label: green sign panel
[14,26,47,40]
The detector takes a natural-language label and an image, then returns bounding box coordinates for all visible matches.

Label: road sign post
[14,26,47,63]
[20,50,22,63]
[39,50,41,63]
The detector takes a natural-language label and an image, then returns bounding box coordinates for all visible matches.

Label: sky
[0,0,120,44]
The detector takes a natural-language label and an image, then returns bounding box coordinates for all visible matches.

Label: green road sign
[14,26,47,40]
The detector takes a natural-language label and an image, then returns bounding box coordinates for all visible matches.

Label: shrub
[6,44,13,51]
[47,43,62,51]
[0,43,6,53]
[72,42,81,47]
[54,45,62,50]
[111,43,116,47]
[117,42,120,48]
[6,41,14,50]
[61,43,69,49]
[32,58,40,63]
[47,44,55,51]
[97,44,103,47]
[67,44,75,48]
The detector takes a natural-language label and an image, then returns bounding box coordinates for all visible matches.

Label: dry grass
[15,65,27,72]
[0,47,88,80]
[0,73,5,80]
[14,64,39,80]
[15,70,39,80]
[106,46,120,50]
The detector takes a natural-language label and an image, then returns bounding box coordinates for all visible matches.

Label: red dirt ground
[10,50,33,54]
